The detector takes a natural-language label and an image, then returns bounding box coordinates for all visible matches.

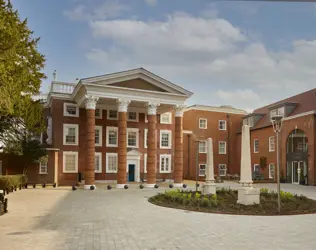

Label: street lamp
[271,114,283,214]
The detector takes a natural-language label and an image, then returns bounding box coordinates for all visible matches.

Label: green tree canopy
[0,0,46,157]
[0,0,45,117]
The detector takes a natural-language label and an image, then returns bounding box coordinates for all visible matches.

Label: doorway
[292,161,299,184]
[128,164,135,182]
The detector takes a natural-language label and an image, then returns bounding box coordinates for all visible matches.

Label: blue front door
[128,164,135,182]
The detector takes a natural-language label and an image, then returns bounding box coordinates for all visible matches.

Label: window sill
[106,144,118,148]
[160,146,172,149]
[63,114,79,117]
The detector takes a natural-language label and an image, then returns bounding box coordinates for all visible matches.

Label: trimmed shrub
[0,175,28,190]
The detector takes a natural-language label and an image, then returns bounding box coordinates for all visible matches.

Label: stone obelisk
[237,125,260,205]
[203,138,216,194]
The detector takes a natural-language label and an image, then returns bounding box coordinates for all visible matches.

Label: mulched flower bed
[148,188,316,215]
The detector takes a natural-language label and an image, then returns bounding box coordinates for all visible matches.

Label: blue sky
[12,0,316,111]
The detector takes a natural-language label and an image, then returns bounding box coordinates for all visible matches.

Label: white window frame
[144,113,148,123]
[144,153,147,173]
[219,141,226,154]
[106,126,118,147]
[269,136,275,152]
[219,164,227,176]
[63,124,79,146]
[144,129,148,148]
[160,130,172,149]
[63,103,79,117]
[127,111,139,122]
[63,151,78,173]
[160,112,172,124]
[219,120,227,131]
[269,163,275,179]
[95,126,102,147]
[95,152,102,173]
[107,110,118,120]
[199,118,207,129]
[254,139,259,153]
[199,164,206,176]
[159,154,172,173]
[95,108,102,119]
[39,162,47,174]
[106,153,118,173]
[127,128,139,148]
[253,164,260,173]
[199,141,207,153]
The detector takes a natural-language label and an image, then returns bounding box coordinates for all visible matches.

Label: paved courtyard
[1,182,316,250]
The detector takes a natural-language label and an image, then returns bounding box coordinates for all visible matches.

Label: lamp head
[271,115,283,133]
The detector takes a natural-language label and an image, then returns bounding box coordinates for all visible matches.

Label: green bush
[0,175,28,190]
[260,188,270,194]
[280,190,294,202]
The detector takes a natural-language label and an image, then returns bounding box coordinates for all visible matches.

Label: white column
[239,125,253,186]
[203,138,216,194]
[237,125,260,205]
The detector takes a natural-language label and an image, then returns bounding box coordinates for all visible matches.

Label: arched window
[286,129,308,153]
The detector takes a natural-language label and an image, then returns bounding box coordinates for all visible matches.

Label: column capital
[85,95,99,110]
[174,104,186,117]
[145,102,160,115]
[117,99,131,112]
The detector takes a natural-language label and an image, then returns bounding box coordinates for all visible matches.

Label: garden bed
[149,188,316,215]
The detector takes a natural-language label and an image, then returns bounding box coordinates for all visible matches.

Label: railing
[50,81,76,94]
[32,94,48,102]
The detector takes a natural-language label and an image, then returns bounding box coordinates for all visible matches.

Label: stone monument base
[237,187,260,205]
[202,183,216,195]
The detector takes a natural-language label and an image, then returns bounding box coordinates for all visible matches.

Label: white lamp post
[271,114,283,214]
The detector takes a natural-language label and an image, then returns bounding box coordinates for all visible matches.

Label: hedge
[0,175,28,190]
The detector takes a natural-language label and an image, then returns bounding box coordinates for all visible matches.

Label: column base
[173,183,183,188]
[116,184,127,189]
[84,185,96,190]
[237,187,260,205]
[145,183,156,188]
[202,183,216,195]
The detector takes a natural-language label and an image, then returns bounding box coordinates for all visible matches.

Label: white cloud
[144,0,157,7]
[64,1,128,21]
[84,13,316,110]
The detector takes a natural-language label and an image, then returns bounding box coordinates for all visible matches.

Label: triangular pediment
[127,149,142,156]
[109,78,168,92]
[80,68,193,96]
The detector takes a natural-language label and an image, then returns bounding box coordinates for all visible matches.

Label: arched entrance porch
[286,129,308,184]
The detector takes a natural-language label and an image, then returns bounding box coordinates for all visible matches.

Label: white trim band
[145,183,156,188]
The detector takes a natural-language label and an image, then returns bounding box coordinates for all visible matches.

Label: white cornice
[283,110,316,121]
[185,105,247,115]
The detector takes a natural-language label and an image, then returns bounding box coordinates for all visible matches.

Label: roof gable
[80,68,193,97]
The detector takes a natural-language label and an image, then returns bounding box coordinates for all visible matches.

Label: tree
[0,0,46,159]
[0,0,45,117]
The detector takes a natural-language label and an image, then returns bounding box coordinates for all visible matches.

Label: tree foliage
[0,0,45,117]
[0,0,46,158]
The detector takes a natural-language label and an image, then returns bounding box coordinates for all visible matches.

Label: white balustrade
[51,81,75,94]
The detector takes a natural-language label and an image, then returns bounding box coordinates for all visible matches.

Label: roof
[80,67,193,97]
[247,88,316,130]
[185,104,247,115]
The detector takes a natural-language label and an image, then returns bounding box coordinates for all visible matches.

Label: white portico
[46,68,192,188]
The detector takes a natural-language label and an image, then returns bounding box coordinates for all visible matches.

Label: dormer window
[243,117,254,127]
[270,106,285,118]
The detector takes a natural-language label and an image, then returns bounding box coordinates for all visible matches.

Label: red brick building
[182,105,246,181]
[237,89,316,185]
[1,68,316,187]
